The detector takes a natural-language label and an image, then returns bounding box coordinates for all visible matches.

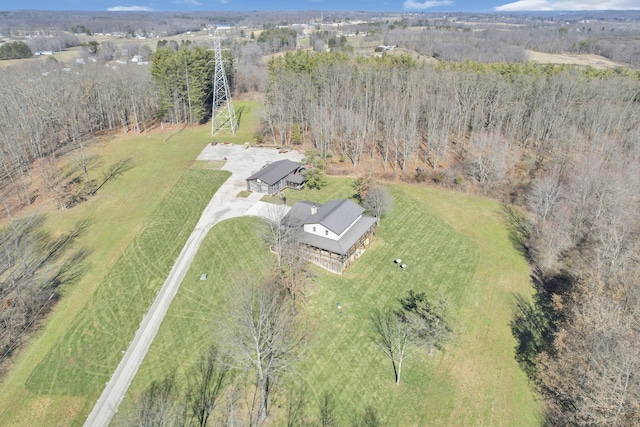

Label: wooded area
[263,50,640,425]
[1,9,639,425]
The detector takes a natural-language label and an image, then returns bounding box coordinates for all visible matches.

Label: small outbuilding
[246,159,305,195]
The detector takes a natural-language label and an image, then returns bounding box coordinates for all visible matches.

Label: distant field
[0,27,626,72]
[117,179,540,426]
[0,102,261,427]
[0,30,220,69]
[526,49,623,69]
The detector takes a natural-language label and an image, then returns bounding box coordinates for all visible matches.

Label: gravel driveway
[84,144,304,427]
[196,143,304,225]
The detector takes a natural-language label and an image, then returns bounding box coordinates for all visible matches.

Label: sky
[2,0,640,12]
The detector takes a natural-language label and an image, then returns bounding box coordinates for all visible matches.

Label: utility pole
[211,29,237,135]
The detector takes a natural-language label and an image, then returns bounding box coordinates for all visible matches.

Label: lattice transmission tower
[211,29,237,135]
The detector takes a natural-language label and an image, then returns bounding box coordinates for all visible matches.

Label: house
[284,199,376,274]
[246,159,305,195]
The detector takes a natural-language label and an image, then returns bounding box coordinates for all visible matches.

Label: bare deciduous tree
[528,168,563,224]
[464,131,516,186]
[132,373,186,427]
[263,201,311,315]
[363,184,393,226]
[279,238,310,316]
[397,290,453,355]
[318,390,338,427]
[263,201,292,270]
[228,277,304,423]
[539,276,640,427]
[0,215,87,371]
[371,308,416,385]
[284,379,308,427]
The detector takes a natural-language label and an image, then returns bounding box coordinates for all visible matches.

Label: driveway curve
[84,145,303,427]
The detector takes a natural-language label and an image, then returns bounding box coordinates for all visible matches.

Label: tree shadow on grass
[509,274,559,387]
[501,204,533,259]
[93,157,135,195]
[235,105,246,129]
[510,269,571,387]
[0,216,91,369]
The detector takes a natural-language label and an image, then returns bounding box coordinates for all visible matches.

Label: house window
[325,230,329,236]
[313,226,316,232]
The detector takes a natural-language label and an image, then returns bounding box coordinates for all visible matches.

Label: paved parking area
[196,143,303,224]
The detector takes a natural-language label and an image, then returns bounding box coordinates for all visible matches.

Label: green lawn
[211,100,264,145]
[261,176,359,205]
[118,178,541,426]
[0,101,261,427]
[23,168,228,418]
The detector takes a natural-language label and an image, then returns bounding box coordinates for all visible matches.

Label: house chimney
[311,204,317,215]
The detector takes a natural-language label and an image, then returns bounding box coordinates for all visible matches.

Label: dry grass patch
[526,49,624,69]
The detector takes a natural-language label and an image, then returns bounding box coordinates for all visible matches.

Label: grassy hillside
[118,179,541,426]
[0,101,261,426]
[26,168,229,389]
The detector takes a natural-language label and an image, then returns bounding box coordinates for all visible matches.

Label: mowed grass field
[119,179,541,426]
[25,168,229,387]
[0,101,261,426]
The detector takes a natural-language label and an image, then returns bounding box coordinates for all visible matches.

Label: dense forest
[1,10,639,425]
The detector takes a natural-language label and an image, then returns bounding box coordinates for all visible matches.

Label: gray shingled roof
[286,173,305,184]
[310,199,364,235]
[284,199,364,234]
[298,215,376,255]
[284,201,316,227]
[284,199,375,255]
[246,159,302,186]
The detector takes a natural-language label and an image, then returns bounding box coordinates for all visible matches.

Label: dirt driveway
[84,145,303,427]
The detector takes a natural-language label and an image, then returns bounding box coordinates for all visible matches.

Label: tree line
[382,15,640,66]
[150,45,235,125]
[0,40,250,376]
[264,50,639,176]
[0,60,158,214]
[263,50,640,425]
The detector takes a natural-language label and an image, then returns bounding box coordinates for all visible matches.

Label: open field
[25,167,228,405]
[118,179,541,425]
[526,49,624,69]
[0,30,216,69]
[0,102,261,426]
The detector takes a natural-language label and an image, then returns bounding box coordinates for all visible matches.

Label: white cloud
[495,0,640,11]
[108,5,155,11]
[172,0,203,5]
[403,0,453,10]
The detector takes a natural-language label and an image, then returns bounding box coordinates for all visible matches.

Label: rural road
[83,144,303,427]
